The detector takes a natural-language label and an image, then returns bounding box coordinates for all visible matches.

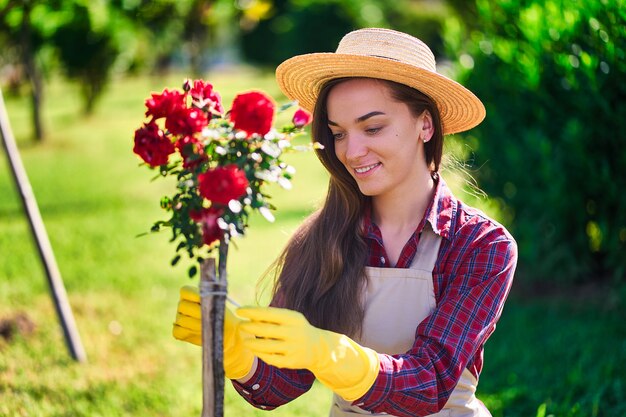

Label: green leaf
[188,265,197,278]
[278,101,298,112]
[151,221,167,232]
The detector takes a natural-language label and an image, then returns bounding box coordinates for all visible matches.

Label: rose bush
[145,89,185,119]
[133,79,313,275]
[165,107,208,136]
[198,165,249,206]
[133,121,175,167]
[175,135,207,169]
[190,207,224,247]
[292,108,312,128]
[188,80,224,116]
[229,91,275,136]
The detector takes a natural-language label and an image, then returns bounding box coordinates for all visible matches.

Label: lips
[354,162,381,174]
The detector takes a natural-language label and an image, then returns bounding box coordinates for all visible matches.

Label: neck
[371,170,435,232]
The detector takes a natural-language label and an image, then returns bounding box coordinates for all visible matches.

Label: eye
[365,126,382,135]
[332,132,345,141]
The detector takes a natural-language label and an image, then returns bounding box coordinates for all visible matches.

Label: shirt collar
[362,174,456,241]
[423,175,455,240]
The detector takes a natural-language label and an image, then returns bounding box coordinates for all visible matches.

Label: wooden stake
[200,257,216,417]
[0,88,86,362]
[199,239,228,417]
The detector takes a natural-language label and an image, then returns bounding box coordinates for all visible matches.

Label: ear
[419,110,435,143]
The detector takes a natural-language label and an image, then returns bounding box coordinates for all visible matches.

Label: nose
[343,133,368,162]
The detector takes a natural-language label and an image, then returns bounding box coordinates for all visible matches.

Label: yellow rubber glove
[172,286,255,379]
[237,306,380,401]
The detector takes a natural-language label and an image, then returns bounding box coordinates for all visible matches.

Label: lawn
[1,71,624,417]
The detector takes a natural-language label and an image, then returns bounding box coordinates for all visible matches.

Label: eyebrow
[328,111,386,126]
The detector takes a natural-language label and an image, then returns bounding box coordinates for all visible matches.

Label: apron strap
[409,222,442,273]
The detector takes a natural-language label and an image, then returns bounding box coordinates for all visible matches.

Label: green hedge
[445,0,626,284]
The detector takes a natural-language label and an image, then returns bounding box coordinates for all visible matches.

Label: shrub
[445,0,626,284]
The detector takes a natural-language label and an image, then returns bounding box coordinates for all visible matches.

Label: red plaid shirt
[232,177,517,416]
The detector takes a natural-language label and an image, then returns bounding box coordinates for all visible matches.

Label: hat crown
[336,28,436,73]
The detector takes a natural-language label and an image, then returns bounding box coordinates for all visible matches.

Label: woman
[173,28,517,417]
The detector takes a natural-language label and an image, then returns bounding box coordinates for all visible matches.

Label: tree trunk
[20,1,44,141]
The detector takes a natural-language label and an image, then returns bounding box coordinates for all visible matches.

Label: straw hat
[276,28,485,135]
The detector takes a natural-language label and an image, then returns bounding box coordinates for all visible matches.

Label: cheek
[333,141,348,164]
[389,132,421,165]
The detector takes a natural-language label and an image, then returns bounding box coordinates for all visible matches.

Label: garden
[1,1,624,416]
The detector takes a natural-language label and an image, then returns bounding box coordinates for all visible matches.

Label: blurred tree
[51,3,119,114]
[0,1,130,130]
[115,0,237,76]
[0,0,48,140]
[444,0,626,284]
[0,0,239,132]
[236,0,451,67]
[183,0,213,77]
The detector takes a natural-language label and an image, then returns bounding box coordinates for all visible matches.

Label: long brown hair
[269,78,444,337]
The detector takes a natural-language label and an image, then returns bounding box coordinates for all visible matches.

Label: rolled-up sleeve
[231,359,316,409]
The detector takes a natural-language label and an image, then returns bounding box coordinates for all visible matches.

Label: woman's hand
[238,306,380,401]
[172,286,255,380]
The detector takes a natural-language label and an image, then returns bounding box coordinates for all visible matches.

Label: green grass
[1,71,624,417]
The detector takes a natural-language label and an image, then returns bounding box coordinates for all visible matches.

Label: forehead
[326,78,397,120]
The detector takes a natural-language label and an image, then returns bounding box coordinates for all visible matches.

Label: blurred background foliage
[444,0,625,286]
[1,0,624,334]
[237,0,447,67]
[1,0,625,301]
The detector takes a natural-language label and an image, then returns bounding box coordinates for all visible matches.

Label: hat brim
[276,53,485,135]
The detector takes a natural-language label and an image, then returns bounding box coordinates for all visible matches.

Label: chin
[356,184,383,197]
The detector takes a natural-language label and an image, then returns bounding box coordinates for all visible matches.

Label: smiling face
[326,78,433,200]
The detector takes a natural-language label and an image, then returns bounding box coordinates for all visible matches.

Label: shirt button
[380,257,385,265]
[252,383,260,390]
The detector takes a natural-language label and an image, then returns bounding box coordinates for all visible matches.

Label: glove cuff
[314,334,380,401]
[225,352,255,380]
[330,345,379,401]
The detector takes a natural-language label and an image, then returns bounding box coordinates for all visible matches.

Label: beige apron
[330,224,491,417]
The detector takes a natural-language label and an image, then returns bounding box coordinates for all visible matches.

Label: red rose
[165,107,208,136]
[133,121,175,167]
[229,91,275,137]
[190,207,223,246]
[190,80,224,116]
[176,136,207,169]
[292,108,312,128]
[145,89,185,120]
[197,165,249,205]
